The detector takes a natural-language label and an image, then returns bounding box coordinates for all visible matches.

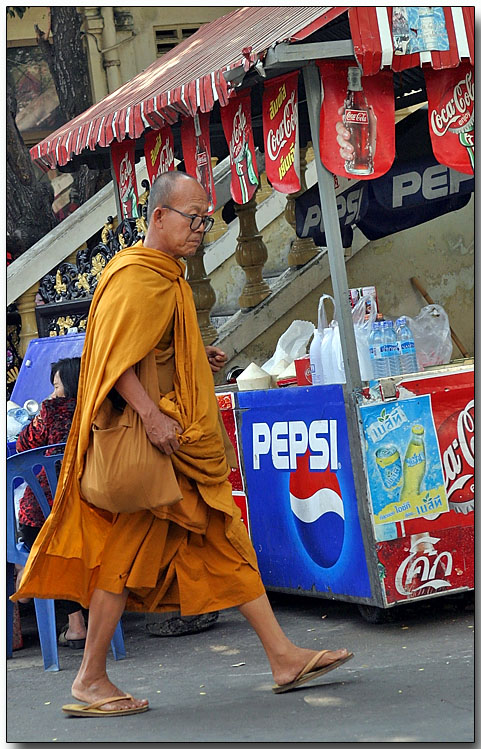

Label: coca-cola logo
[119,154,133,199]
[441,399,474,510]
[266,90,298,162]
[344,109,369,125]
[430,71,474,137]
[231,105,247,160]
[151,134,174,175]
[395,535,452,597]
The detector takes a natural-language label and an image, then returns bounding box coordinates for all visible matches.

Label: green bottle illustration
[234,132,258,203]
[458,129,474,170]
[399,424,426,503]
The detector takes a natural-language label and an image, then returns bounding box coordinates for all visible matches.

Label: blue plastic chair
[7,444,126,670]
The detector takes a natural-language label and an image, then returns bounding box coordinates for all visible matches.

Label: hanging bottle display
[220,89,259,204]
[180,112,216,213]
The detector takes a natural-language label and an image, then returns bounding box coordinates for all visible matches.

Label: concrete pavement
[7,592,474,743]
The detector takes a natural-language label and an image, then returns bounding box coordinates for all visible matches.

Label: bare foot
[71,675,149,712]
[272,647,351,686]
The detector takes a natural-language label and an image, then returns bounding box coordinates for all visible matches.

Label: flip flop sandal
[58,625,86,650]
[62,694,149,718]
[272,650,354,694]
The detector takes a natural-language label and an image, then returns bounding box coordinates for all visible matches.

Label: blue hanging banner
[296,155,474,246]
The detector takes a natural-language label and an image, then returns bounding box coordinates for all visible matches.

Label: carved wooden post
[256,171,273,204]
[234,193,271,310]
[204,158,228,246]
[17,281,40,357]
[285,144,319,267]
[203,207,228,245]
[185,239,218,345]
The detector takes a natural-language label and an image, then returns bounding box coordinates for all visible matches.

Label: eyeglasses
[161,205,214,233]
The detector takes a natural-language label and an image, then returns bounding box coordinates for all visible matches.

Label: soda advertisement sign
[425,63,474,175]
[144,126,175,185]
[392,7,449,56]
[262,71,301,194]
[237,386,371,599]
[216,392,244,493]
[111,139,140,219]
[317,60,395,180]
[361,395,449,525]
[220,89,259,204]
[217,392,249,535]
[180,112,216,213]
[398,370,474,534]
[377,525,474,604]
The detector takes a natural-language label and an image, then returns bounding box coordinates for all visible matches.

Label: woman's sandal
[58,624,86,650]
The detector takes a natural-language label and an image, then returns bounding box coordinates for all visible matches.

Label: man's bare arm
[114,367,182,455]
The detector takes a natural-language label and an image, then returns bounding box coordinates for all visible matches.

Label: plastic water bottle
[309,330,324,385]
[368,321,388,378]
[395,317,419,374]
[382,320,401,376]
[7,407,31,439]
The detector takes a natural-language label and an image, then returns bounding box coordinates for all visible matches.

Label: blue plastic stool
[7,445,125,670]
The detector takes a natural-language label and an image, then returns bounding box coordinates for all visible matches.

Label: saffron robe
[13,243,264,614]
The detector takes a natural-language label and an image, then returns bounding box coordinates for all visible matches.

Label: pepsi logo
[252,419,338,471]
[289,450,345,568]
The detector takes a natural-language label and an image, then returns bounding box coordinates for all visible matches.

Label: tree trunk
[36,7,110,204]
[6,70,58,259]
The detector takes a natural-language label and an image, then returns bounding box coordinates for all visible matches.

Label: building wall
[7,7,237,103]
[234,195,474,370]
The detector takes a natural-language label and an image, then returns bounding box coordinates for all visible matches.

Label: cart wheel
[449,592,472,612]
[357,604,390,624]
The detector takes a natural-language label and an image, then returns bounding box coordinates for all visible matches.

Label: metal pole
[303,62,383,606]
[302,62,362,395]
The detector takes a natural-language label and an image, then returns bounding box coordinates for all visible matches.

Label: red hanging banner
[143,125,175,185]
[111,139,139,219]
[220,89,259,204]
[317,60,395,180]
[180,112,216,213]
[262,71,301,194]
[424,63,474,176]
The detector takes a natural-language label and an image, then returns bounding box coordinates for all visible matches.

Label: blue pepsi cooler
[236,385,371,600]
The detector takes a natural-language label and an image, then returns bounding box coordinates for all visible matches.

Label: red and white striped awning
[30,6,474,170]
[30,6,347,169]
[349,6,474,76]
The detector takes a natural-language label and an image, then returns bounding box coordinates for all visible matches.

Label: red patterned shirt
[16,397,77,527]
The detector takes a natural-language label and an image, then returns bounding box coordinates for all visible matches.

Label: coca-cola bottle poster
[180,112,216,213]
[220,89,259,204]
[317,60,395,180]
[111,139,140,219]
[424,63,474,175]
[262,71,301,193]
[144,125,175,185]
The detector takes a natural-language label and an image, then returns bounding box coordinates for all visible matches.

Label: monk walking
[13,171,352,717]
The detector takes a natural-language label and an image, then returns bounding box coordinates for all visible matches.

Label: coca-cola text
[430,71,474,136]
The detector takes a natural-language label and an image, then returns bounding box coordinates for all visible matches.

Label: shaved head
[147,171,202,224]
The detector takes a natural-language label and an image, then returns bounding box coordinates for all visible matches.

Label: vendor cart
[210,8,475,621]
[12,7,474,621]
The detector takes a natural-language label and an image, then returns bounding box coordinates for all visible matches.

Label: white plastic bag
[310,294,346,385]
[352,293,377,381]
[406,304,452,369]
[262,319,315,374]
